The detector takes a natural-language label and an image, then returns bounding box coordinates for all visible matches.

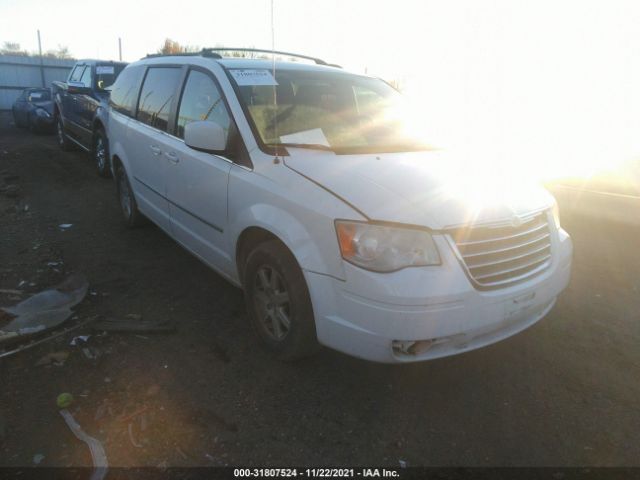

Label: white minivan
[107,49,572,363]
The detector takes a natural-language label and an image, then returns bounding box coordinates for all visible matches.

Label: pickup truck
[53,60,127,176]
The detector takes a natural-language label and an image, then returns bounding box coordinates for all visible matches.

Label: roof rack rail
[201,48,330,66]
[144,50,222,59]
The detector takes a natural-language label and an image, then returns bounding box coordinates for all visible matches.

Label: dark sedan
[12,88,55,133]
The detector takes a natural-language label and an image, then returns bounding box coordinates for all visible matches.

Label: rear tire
[243,240,320,361]
[114,164,143,228]
[56,116,73,151]
[93,129,111,178]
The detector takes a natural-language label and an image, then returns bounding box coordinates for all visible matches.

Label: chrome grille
[449,212,553,289]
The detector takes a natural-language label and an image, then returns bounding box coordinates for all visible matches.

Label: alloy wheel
[95,136,106,170]
[57,120,64,146]
[253,265,291,341]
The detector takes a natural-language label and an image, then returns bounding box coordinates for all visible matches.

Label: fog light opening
[392,339,435,356]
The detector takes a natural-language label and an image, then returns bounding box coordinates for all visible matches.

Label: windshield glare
[232,69,430,154]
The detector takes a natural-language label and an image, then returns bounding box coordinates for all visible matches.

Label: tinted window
[176,70,231,140]
[109,65,145,117]
[137,67,182,132]
[69,65,85,83]
[79,66,92,88]
[95,64,126,91]
[27,89,51,102]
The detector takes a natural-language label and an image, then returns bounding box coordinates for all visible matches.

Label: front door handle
[165,151,179,164]
[149,145,161,156]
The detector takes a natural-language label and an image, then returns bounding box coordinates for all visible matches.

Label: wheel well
[235,227,291,286]
[93,120,104,134]
[111,154,123,173]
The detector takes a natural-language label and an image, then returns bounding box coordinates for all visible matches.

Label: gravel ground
[0,118,639,468]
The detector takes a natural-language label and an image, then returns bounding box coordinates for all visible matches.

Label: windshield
[96,64,126,92]
[230,68,431,154]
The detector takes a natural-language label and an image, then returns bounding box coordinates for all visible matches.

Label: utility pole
[118,37,122,61]
[37,30,46,87]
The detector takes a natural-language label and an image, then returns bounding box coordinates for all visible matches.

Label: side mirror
[184,121,227,153]
[67,83,90,95]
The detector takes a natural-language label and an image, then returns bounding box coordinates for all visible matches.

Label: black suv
[52,60,127,176]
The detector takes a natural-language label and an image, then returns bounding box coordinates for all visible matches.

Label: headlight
[335,220,440,272]
[35,108,51,118]
[552,202,561,229]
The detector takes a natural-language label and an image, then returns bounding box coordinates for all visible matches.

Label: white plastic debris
[58,224,73,230]
[70,335,90,346]
[59,409,108,480]
[1,274,88,342]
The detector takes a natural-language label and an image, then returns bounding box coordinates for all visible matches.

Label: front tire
[243,240,320,361]
[115,164,143,227]
[93,129,111,178]
[56,116,73,151]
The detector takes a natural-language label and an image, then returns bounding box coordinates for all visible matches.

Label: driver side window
[176,70,231,140]
[69,66,85,83]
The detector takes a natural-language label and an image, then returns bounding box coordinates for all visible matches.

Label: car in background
[11,88,55,133]
[52,60,127,177]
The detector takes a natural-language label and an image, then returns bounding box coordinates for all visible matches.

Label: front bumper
[305,227,573,363]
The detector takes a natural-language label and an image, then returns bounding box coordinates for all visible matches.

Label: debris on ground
[0,289,23,295]
[92,315,175,334]
[0,316,99,359]
[1,184,20,198]
[35,351,69,367]
[56,393,74,409]
[70,335,90,346]
[59,409,108,480]
[58,224,73,230]
[32,453,45,465]
[0,274,88,342]
[127,422,143,448]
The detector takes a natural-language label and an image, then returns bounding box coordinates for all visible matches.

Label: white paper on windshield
[229,69,278,86]
[96,66,115,75]
[279,128,330,147]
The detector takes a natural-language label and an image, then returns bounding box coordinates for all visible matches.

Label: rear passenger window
[79,66,92,88]
[69,66,85,83]
[109,65,145,117]
[176,70,231,139]
[136,67,182,132]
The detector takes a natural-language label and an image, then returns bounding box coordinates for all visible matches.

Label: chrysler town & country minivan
[107,49,573,363]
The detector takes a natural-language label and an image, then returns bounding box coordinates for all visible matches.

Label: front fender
[229,203,338,281]
[93,106,108,135]
[109,130,131,180]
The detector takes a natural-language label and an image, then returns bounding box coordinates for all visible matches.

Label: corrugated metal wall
[0,55,75,110]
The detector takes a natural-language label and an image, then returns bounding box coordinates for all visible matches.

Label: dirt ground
[0,116,639,468]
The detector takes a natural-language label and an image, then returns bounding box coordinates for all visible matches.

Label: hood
[284,149,554,230]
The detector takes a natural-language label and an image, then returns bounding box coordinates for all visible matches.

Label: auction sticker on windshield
[230,69,278,86]
[96,66,115,75]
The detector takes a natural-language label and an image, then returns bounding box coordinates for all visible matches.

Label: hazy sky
[2,0,639,179]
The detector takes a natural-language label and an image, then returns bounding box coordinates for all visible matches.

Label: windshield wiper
[269,142,334,152]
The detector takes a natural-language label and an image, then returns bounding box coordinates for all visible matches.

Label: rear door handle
[165,151,179,164]
[150,145,162,156]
